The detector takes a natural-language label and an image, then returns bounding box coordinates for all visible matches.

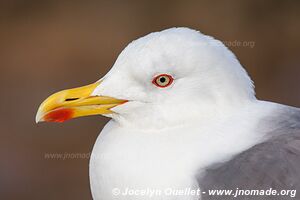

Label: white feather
[89,27,281,200]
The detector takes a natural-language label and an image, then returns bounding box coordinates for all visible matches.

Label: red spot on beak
[44,108,74,122]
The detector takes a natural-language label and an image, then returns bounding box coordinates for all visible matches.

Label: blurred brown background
[0,0,299,199]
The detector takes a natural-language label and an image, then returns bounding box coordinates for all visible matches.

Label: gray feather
[198,106,300,200]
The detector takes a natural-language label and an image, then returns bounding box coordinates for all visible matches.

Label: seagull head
[36,27,255,128]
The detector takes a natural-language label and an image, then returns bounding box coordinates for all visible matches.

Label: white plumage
[88,28,298,200]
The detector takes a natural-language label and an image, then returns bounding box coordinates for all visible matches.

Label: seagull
[36,27,300,200]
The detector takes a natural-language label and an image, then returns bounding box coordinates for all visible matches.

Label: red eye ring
[152,74,174,88]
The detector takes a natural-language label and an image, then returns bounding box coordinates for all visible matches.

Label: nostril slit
[65,98,79,102]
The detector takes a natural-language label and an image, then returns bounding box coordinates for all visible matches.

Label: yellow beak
[35,82,127,123]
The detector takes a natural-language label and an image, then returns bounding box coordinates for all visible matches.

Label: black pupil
[160,77,166,83]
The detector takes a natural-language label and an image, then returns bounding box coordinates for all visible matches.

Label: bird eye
[152,74,174,88]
